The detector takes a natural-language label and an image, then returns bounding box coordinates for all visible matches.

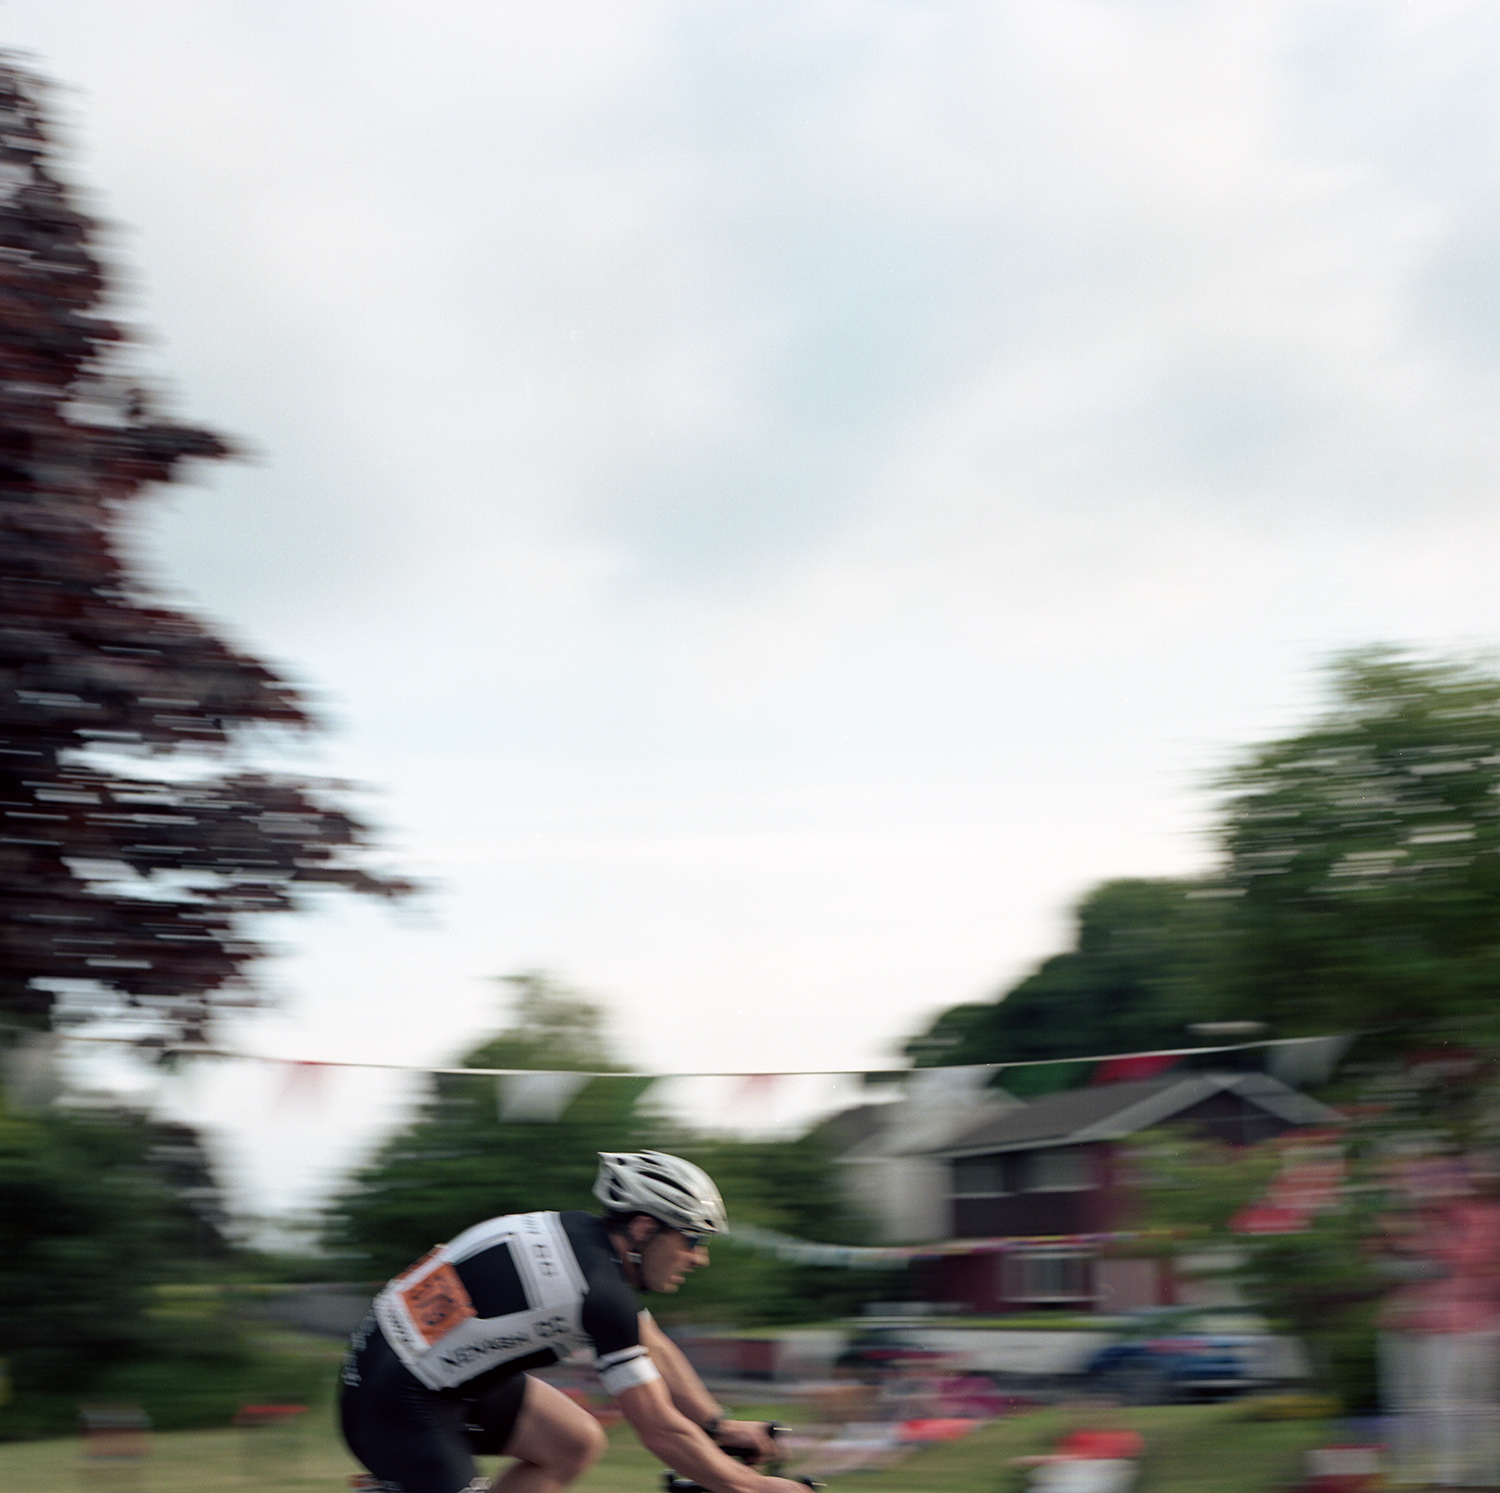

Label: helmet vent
[592,1150,726,1237]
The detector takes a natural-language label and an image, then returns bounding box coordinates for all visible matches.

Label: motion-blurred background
[4,5,1500,1491]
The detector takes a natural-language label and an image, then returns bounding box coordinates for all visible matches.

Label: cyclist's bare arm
[615,1378,803,1493]
[638,1313,720,1425]
[637,1314,776,1462]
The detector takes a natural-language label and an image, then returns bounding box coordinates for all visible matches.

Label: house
[823,1065,1020,1245]
[822,1067,1341,1315]
[928,1069,1339,1313]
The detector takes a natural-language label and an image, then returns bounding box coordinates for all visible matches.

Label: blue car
[1082,1308,1281,1404]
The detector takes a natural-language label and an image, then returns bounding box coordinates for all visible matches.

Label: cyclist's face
[641,1226,710,1293]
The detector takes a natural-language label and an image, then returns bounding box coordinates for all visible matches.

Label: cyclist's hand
[758,1477,811,1493]
[712,1420,776,1464]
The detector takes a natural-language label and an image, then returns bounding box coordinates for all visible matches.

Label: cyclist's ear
[624,1213,657,1250]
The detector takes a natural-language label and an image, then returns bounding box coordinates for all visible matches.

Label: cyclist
[341,1150,807,1493]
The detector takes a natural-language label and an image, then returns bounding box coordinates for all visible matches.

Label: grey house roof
[812,1102,892,1154]
[937,1070,1339,1158]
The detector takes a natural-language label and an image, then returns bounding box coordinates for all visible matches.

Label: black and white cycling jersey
[372,1210,659,1397]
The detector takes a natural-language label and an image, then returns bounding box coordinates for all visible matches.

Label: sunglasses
[678,1231,710,1250]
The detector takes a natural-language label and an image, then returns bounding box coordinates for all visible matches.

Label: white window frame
[1021,1145,1093,1193]
[951,1154,1008,1197]
[1001,1249,1095,1304]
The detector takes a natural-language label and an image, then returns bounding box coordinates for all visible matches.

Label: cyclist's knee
[550,1413,607,1479]
[504,1377,609,1480]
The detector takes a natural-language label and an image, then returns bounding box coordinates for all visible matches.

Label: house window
[1021,1146,1092,1192]
[1002,1250,1094,1304]
[952,1155,1006,1195]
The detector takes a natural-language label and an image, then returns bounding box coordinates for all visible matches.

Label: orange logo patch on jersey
[398,1262,477,1346]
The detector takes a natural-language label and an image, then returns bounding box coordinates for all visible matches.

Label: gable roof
[937,1070,1338,1157]
[811,1102,892,1153]
[817,1093,1019,1160]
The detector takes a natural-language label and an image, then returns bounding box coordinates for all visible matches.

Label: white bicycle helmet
[593,1150,727,1236]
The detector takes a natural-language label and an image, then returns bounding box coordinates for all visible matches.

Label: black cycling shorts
[340,1319,530,1493]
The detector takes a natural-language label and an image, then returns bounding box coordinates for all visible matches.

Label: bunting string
[0,1024,1354,1082]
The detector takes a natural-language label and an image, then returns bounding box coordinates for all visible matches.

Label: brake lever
[662,1420,824,1491]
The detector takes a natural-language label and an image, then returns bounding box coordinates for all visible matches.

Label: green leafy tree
[326,973,895,1322]
[905,879,1226,1089]
[1214,647,1500,1046]
[326,974,654,1277]
[1,1101,176,1394]
[905,648,1500,1084]
[658,1134,901,1327]
[464,971,628,1073]
[1127,1127,1385,1409]
[1121,1126,1280,1239]
[0,1083,310,1438]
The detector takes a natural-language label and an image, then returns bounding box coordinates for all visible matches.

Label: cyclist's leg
[455,1373,528,1458]
[341,1322,484,1493]
[488,1376,608,1493]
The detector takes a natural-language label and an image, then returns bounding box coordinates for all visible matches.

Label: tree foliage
[463,971,629,1074]
[0,56,407,1045]
[1216,647,1500,1044]
[325,974,895,1322]
[0,1084,233,1399]
[326,974,655,1277]
[660,1133,902,1326]
[904,878,1224,1083]
[905,647,1500,1072]
[1126,1127,1385,1408]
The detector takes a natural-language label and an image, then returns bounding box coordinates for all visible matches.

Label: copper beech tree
[0,57,409,1045]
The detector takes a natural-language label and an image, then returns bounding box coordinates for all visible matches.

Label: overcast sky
[10,0,1500,1217]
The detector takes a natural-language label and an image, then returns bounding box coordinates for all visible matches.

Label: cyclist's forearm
[618,1379,762,1493]
[653,1342,722,1425]
[640,1314,722,1426]
[636,1423,759,1493]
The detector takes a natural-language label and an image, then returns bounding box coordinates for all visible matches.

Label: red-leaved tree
[0,56,410,1045]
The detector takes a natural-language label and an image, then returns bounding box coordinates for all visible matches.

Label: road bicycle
[662,1423,824,1493]
[347,1421,826,1493]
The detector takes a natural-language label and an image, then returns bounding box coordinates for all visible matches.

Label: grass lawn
[0,1398,1332,1493]
[827,1402,1330,1493]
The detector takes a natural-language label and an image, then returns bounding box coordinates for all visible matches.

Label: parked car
[1081,1308,1287,1403]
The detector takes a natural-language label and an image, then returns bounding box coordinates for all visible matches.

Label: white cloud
[7,0,1500,1209]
